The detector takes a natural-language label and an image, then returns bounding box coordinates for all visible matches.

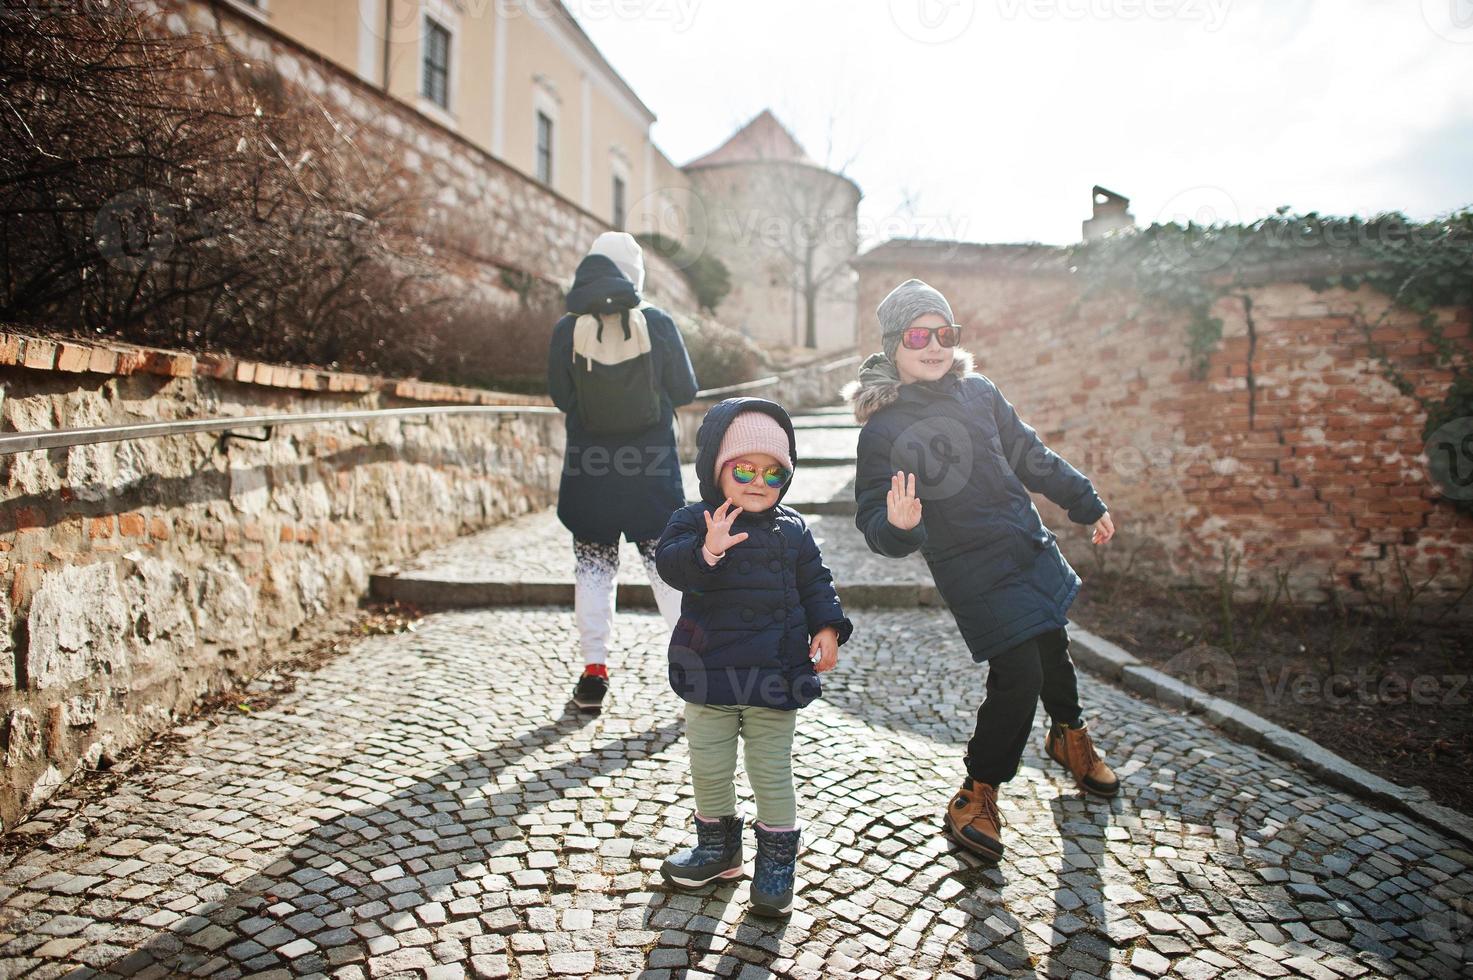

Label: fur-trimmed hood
[840,348,976,424]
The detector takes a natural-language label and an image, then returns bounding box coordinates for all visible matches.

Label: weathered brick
[112,347,147,374]
[141,349,195,377]
[23,337,57,370]
[87,346,120,374]
[55,343,92,373]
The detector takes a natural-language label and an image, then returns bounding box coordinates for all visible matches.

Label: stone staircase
[370,408,945,609]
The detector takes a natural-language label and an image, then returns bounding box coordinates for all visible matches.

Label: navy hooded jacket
[655,397,853,711]
[848,349,1108,663]
[547,254,699,545]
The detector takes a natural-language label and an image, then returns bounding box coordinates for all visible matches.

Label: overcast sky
[566,0,1473,248]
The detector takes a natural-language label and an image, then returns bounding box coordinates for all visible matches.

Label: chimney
[1082,185,1134,241]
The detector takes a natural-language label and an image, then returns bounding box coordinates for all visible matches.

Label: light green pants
[684,702,798,828]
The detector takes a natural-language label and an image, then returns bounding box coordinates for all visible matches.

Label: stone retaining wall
[0,331,859,831]
[0,332,563,831]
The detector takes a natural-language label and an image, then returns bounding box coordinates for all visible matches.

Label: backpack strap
[572,310,652,371]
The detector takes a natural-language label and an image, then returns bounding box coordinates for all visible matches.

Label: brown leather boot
[1045,719,1119,798]
[943,777,1005,861]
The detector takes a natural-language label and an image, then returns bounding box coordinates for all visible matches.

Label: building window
[536,111,554,185]
[612,175,626,230]
[422,18,451,110]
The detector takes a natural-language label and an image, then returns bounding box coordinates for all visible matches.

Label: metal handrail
[0,353,863,456]
[691,353,862,400]
[0,405,559,456]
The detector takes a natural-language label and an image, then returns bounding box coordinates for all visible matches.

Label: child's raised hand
[1091,512,1116,546]
[703,498,749,558]
[809,626,839,672]
[886,470,923,531]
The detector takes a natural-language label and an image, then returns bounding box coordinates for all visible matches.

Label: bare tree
[0,1,451,375]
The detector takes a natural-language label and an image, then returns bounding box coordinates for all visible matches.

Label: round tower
[683,111,860,352]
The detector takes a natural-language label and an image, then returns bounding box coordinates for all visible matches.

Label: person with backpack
[844,279,1119,863]
[547,232,699,712]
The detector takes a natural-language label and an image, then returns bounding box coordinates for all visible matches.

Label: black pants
[964,626,1084,785]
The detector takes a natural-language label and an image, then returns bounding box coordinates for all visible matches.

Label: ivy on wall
[1065,208,1473,512]
[634,233,732,313]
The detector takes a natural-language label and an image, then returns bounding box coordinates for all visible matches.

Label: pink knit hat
[715,411,793,480]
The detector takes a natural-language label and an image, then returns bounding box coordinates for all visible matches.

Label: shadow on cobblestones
[105,700,681,976]
[3,608,1471,978]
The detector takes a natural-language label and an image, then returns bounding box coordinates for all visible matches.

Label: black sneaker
[572,669,608,712]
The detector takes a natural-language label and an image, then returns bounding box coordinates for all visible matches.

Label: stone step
[791,415,858,429]
[371,509,937,609]
[793,425,859,460]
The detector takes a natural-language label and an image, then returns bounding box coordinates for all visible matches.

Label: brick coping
[0,330,549,408]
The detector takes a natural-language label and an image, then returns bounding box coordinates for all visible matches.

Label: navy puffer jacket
[655,398,853,710]
[547,254,699,545]
[848,350,1107,663]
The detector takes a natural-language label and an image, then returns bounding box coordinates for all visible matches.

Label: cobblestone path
[386,512,928,594]
[3,409,1470,980]
[1,608,1469,979]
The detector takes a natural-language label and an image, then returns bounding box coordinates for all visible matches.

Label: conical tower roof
[685,110,813,169]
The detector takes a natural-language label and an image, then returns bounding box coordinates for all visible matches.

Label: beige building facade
[216,0,690,239]
[204,2,860,350]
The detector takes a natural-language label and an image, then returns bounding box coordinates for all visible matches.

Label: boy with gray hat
[843,278,1120,862]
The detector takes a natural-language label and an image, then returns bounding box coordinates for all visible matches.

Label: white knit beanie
[714,411,793,481]
[587,231,645,293]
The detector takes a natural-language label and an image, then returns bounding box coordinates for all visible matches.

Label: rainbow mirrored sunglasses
[725,460,792,489]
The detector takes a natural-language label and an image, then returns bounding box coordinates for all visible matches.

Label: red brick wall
[855,260,1473,611]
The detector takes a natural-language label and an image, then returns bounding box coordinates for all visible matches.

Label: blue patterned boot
[749,823,800,916]
[660,813,744,888]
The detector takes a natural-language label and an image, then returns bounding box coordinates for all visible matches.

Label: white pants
[573,537,682,666]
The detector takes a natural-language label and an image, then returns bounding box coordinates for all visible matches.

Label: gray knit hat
[876,279,955,361]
